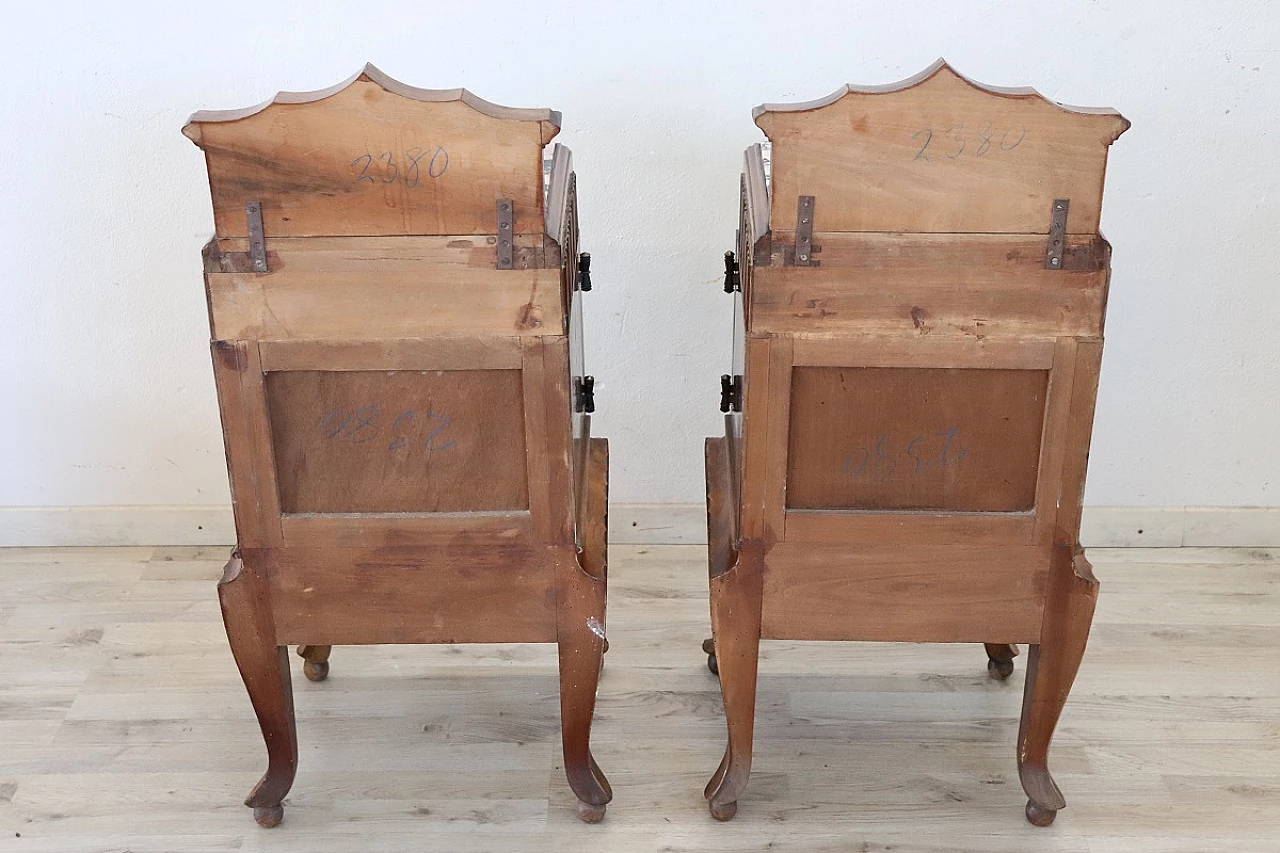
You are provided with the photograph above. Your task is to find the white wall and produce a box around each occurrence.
[1,0,1277,514]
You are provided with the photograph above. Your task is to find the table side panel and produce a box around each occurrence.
[250,545,556,646]
[760,543,1050,643]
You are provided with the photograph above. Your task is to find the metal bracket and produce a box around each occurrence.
[245,200,267,273]
[577,252,592,291]
[723,251,740,293]
[794,195,817,266]
[720,374,743,413]
[574,376,596,414]
[496,199,514,269]
[1045,198,1070,270]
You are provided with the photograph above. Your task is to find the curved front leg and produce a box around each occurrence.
[556,438,612,823]
[219,554,297,828]
[703,544,763,821]
[1018,545,1098,826]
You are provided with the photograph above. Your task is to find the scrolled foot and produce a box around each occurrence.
[988,658,1015,680]
[253,804,284,828]
[709,799,737,821]
[1025,799,1057,827]
[303,660,329,682]
[576,800,606,823]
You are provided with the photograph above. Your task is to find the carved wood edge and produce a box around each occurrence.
[1072,549,1097,586]
[705,437,741,580]
[183,63,562,147]
[573,437,608,584]
[751,58,1129,142]
[743,144,770,245]
[545,143,574,242]
[218,555,244,587]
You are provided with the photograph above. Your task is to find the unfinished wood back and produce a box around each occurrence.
[184,64,560,238]
[755,59,1128,234]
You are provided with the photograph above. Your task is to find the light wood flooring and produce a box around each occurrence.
[0,545,1277,852]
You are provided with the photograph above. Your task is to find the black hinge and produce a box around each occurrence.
[720,374,742,413]
[577,252,592,291]
[574,375,596,414]
[723,250,740,293]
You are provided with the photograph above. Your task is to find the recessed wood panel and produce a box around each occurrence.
[266,369,528,514]
[786,366,1048,511]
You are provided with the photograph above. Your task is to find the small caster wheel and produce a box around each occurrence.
[576,800,606,823]
[303,660,329,682]
[987,658,1014,680]
[709,799,737,821]
[702,638,719,676]
[254,804,284,828]
[1025,799,1057,827]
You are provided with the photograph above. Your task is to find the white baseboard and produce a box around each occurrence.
[1,504,1278,548]
[0,506,237,548]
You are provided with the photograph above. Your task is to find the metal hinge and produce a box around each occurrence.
[574,376,596,414]
[723,251,740,293]
[1045,198,1070,270]
[496,199,514,269]
[577,252,592,291]
[794,195,818,266]
[245,200,268,273]
[720,374,742,413]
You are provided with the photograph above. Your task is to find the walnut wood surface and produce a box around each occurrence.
[755,59,1128,234]
[185,66,558,238]
[191,72,606,823]
[217,556,297,824]
[707,62,1124,822]
[265,368,529,514]
[750,233,1109,337]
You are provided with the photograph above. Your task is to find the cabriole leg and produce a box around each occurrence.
[1018,545,1098,827]
[557,438,612,823]
[219,555,297,828]
[703,547,762,821]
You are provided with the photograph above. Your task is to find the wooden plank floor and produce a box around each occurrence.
[1,545,1278,852]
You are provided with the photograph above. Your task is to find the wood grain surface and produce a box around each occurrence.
[185,68,557,238]
[265,369,528,514]
[755,60,1128,234]
[785,366,1049,512]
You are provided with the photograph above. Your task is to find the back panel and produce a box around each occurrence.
[266,369,528,514]
[785,366,1048,512]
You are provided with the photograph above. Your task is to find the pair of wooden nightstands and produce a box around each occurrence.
[185,61,1126,827]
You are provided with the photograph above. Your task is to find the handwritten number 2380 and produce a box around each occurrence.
[911,124,1026,163]
[351,146,448,188]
